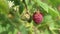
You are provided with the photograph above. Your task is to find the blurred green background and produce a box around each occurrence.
[0,0,60,34]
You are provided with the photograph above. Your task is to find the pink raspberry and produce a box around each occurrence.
[33,11,43,24]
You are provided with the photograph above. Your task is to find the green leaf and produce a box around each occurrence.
[6,24,10,30]
[44,15,53,23]
[39,2,48,13]
[25,0,29,5]
[0,25,3,33]
[8,31,12,34]
[13,28,18,34]
[44,29,51,34]
[48,7,59,18]
[12,0,20,5]
[19,3,24,14]
[36,0,48,13]
[53,30,60,34]
[0,0,9,14]
[49,22,55,30]
[19,24,28,34]
[0,31,8,34]
[49,0,60,7]
[36,0,59,18]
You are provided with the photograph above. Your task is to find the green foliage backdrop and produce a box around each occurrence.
[0,0,60,34]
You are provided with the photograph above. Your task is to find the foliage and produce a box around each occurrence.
[0,0,60,34]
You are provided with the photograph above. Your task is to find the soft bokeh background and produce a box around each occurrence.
[0,0,60,34]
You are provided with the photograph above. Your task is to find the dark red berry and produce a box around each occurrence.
[33,11,43,24]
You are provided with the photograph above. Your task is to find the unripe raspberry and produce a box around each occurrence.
[21,11,31,22]
[21,13,30,21]
[33,11,43,24]
[24,13,30,20]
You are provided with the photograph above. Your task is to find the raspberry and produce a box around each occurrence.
[21,13,30,21]
[33,11,43,24]
[21,11,31,22]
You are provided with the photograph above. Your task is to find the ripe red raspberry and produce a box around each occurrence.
[33,11,43,24]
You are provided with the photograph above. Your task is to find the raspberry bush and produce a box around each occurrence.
[0,0,60,34]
